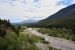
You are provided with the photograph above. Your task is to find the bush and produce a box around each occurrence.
[42,40,49,44]
[31,35,44,42]
[37,28,75,41]
[48,46,61,50]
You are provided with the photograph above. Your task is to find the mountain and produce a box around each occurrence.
[32,4,75,31]
[12,19,39,25]
[39,4,75,23]
[21,19,39,23]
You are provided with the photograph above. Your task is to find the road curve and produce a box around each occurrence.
[26,28,75,50]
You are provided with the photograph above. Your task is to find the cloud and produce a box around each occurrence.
[0,0,75,22]
[0,14,24,23]
[73,0,75,3]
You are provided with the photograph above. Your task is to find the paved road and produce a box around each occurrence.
[25,28,75,50]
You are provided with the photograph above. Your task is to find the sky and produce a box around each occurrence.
[0,0,75,23]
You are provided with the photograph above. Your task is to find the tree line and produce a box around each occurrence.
[0,19,21,38]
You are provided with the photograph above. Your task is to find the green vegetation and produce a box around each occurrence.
[31,35,49,44]
[31,35,44,42]
[27,12,75,41]
[20,26,28,31]
[1,4,75,50]
[0,31,60,50]
[26,4,75,42]
[0,19,11,37]
[0,19,21,37]
[0,19,61,50]
[19,33,41,50]
[48,45,61,50]
[0,32,40,50]
[0,19,40,50]
[37,28,75,41]
[0,32,19,50]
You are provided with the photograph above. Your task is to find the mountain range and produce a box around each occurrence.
[20,19,39,23]
[12,19,39,25]
[13,4,75,29]
[39,4,75,23]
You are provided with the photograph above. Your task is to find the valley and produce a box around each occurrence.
[25,28,75,50]
[0,3,75,50]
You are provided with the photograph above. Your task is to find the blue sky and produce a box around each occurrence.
[58,0,73,5]
[0,0,75,23]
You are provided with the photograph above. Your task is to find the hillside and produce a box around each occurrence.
[39,4,75,23]
[0,19,12,37]
[28,4,75,33]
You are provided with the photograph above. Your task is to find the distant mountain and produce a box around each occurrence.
[39,4,75,23]
[12,19,39,25]
[21,19,39,23]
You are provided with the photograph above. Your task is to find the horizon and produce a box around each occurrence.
[0,0,75,23]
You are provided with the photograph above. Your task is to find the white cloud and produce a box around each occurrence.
[73,0,75,4]
[0,0,75,22]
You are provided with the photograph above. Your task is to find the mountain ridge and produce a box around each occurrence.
[39,4,75,23]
